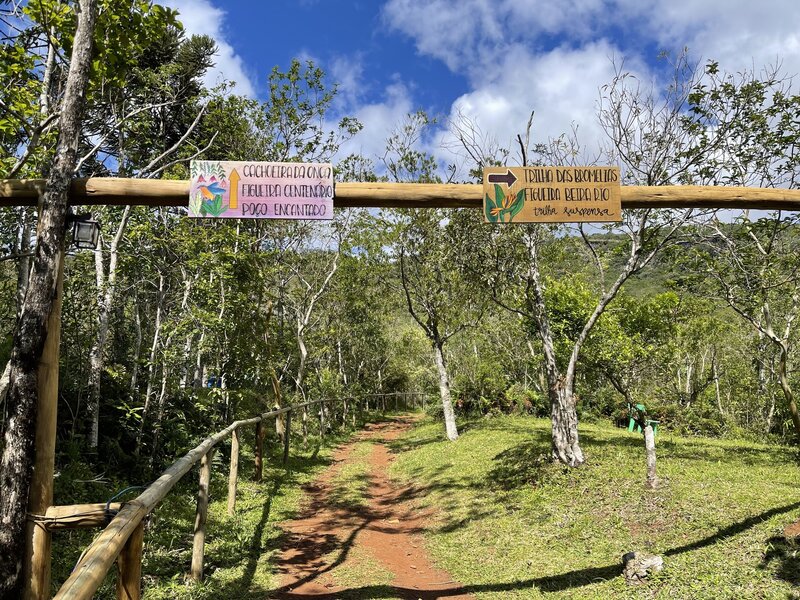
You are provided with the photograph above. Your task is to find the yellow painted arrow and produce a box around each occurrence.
[229,168,240,210]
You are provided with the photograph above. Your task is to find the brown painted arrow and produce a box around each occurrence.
[488,169,517,187]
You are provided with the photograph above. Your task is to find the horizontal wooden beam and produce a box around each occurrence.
[40,503,122,530]
[2,177,800,210]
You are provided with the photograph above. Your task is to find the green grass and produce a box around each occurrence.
[326,544,395,590]
[329,441,374,509]
[389,415,800,599]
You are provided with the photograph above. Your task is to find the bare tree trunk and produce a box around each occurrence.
[713,356,723,415]
[150,365,170,461]
[193,330,205,387]
[524,229,586,466]
[129,297,143,401]
[296,328,308,392]
[15,208,32,318]
[433,342,458,441]
[179,333,194,388]
[0,1,97,594]
[550,382,584,466]
[777,344,800,438]
[137,273,165,451]
[88,205,132,448]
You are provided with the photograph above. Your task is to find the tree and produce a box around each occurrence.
[679,62,800,439]
[694,215,800,438]
[450,55,720,465]
[380,111,482,440]
[396,209,484,440]
[82,24,217,448]
[0,0,97,594]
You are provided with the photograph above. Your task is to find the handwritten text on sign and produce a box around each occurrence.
[189,160,333,220]
[482,166,621,223]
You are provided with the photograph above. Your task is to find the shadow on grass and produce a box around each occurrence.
[580,430,798,467]
[664,501,800,557]
[229,479,281,592]
[486,439,562,490]
[269,561,623,598]
[761,536,800,586]
[267,500,800,598]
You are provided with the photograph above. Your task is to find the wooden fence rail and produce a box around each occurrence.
[49,397,366,600]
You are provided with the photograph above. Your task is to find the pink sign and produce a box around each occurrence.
[188,160,334,220]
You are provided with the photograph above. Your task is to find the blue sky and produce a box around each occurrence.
[163,0,800,178]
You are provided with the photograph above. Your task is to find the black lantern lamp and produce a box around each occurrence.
[68,213,101,250]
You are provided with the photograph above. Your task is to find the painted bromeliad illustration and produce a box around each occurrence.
[485,184,525,223]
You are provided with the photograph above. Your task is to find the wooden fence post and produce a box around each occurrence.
[282,410,291,466]
[301,405,308,447]
[23,249,64,600]
[116,520,144,600]
[190,448,214,581]
[254,420,264,482]
[226,427,240,516]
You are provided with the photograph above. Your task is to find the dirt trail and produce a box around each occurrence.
[271,416,474,600]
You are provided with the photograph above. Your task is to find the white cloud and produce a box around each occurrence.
[384,0,800,79]
[650,0,800,77]
[334,78,416,169]
[441,41,628,174]
[329,54,367,110]
[161,0,257,97]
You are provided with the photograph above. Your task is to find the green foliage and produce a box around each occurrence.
[382,110,441,183]
[196,59,361,165]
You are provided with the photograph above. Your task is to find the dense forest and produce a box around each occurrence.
[2,2,800,594]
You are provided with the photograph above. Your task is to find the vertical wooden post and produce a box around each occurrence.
[644,424,659,490]
[301,405,308,447]
[226,428,240,516]
[190,449,214,582]
[116,520,144,600]
[23,249,64,600]
[254,420,264,483]
[282,410,291,466]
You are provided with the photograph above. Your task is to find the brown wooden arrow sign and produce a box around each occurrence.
[482,166,622,223]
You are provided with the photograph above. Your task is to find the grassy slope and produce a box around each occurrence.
[389,416,800,599]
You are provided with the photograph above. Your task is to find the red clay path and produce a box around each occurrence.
[270,416,475,599]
